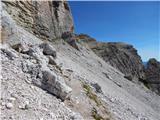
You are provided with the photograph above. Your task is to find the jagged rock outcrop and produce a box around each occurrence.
[77,34,145,81]
[144,58,160,94]
[62,32,80,50]
[2,1,74,41]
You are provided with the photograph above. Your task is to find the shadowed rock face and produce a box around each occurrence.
[93,43,146,81]
[77,34,145,81]
[2,1,74,41]
[145,58,160,94]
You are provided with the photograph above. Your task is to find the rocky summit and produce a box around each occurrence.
[1,1,160,120]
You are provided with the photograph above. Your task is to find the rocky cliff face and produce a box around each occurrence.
[1,1,160,120]
[144,58,160,94]
[77,35,160,95]
[77,34,146,81]
[2,1,74,41]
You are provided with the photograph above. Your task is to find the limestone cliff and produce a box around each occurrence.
[2,1,74,41]
[144,58,160,94]
[77,34,146,81]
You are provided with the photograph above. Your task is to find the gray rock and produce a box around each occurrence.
[42,70,72,101]
[48,56,57,65]
[91,83,102,93]
[124,74,133,81]
[2,0,160,120]
[11,42,30,53]
[2,1,74,41]
[8,97,16,102]
[26,46,49,68]
[144,58,160,95]
[6,103,13,109]
[1,47,18,60]
[18,100,30,110]
[62,32,79,50]
[21,60,40,80]
[70,112,83,120]
[83,37,145,81]
[39,43,56,58]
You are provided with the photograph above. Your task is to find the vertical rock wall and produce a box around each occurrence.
[2,1,74,41]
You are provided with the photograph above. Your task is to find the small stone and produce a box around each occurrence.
[25,79,32,84]
[11,93,18,99]
[18,100,29,110]
[1,102,5,106]
[18,104,27,110]
[30,85,35,89]
[48,56,57,65]
[6,103,13,109]
[30,59,37,64]
[8,97,16,102]
[124,74,132,81]
[18,105,24,109]
[9,116,14,119]
[91,83,102,93]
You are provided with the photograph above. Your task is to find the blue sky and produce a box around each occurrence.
[69,1,160,61]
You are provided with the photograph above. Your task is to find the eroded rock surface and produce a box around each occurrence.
[144,58,160,95]
[77,34,146,81]
[2,1,74,41]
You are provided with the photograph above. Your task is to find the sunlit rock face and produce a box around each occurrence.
[2,1,74,41]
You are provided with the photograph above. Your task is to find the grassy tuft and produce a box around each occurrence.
[83,83,102,106]
[91,107,104,120]
[143,82,150,89]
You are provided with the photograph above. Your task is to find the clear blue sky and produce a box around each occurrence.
[69,1,160,61]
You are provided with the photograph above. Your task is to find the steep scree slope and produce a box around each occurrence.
[1,1,160,120]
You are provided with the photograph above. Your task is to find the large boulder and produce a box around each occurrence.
[39,43,56,58]
[42,70,72,101]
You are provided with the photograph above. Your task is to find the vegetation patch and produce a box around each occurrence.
[143,82,150,89]
[82,82,113,120]
[91,107,104,120]
[83,83,102,106]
